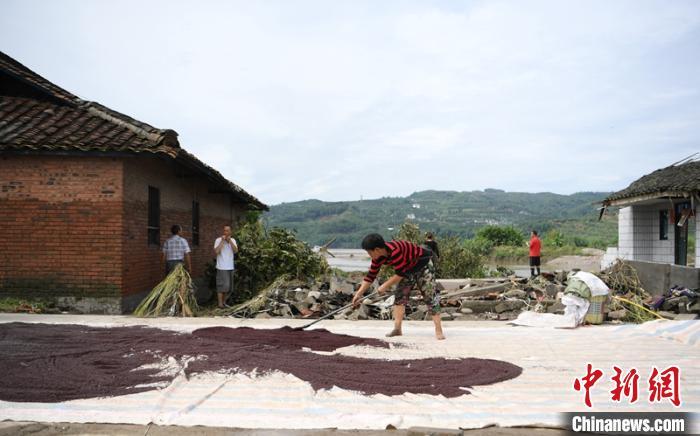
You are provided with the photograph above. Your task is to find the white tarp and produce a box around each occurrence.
[512,294,589,328]
[0,314,698,431]
[572,271,609,296]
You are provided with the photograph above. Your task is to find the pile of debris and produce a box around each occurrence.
[227,262,699,323]
[599,261,698,322]
[436,274,566,321]
[228,273,393,320]
[227,272,565,321]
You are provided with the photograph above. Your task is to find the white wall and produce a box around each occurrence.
[696,217,700,267]
[649,206,674,264]
[612,204,675,265]
[617,206,635,259]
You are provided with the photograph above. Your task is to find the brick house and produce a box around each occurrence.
[600,157,699,293]
[0,52,267,313]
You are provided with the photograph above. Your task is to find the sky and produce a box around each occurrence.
[2,0,699,205]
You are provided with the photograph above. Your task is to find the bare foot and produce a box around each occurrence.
[385,329,402,337]
[436,333,446,340]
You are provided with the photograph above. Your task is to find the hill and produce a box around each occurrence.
[264,190,618,248]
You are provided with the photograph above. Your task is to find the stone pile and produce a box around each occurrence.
[229,265,699,322]
[229,272,569,321]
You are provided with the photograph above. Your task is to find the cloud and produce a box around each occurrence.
[2,0,699,204]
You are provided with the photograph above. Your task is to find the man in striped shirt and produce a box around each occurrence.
[161,224,192,275]
[352,233,445,340]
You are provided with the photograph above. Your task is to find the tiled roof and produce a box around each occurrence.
[0,51,266,210]
[0,97,177,155]
[0,52,78,103]
[603,158,700,205]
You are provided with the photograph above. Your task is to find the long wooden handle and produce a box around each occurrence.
[299,291,379,330]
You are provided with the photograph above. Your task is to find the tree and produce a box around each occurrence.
[475,225,525,246]
[229,216,328,303]
[438,236,485,279]
[391,221,485,279]
[395,221,422,244]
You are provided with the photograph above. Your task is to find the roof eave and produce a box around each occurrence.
[602,190,696,207]
[174,152,268,211]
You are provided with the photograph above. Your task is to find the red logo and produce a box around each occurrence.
[574,365,681,408]
[610,366,639,404]
[648,366,681,407]
[573,364,604,408]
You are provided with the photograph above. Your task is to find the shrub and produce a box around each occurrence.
[377,221,485,279]
[464,236,493,257]
[394,221,422,244]
[437,236,485,279]
[475,225,525,247]
[232,217,328,303]
[544,229,565,247]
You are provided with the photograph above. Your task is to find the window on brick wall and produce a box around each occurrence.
[659,210,669,240]
[148,186,160,245]
[192,200,200,246]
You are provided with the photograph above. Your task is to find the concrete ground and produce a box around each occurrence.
[0,422,570,436]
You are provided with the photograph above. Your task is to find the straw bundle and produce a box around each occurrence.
[227,274,295,317]
[134,264,198,317]
[599,260,657,323]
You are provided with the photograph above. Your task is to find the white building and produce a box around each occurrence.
[601,157,699,269]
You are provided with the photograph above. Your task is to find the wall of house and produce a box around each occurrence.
[617,206,635,259]
[615,203,675,264]
[121,155,247,310]
[696,218,700,268]
[635,204,674,264]
[0,154,124,312]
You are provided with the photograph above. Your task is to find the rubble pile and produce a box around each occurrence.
[228,272,569,322]
[228,273,390,320]
[228,262,699,323]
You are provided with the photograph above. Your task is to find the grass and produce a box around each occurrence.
[0,297,52,313]
[489,245,584,262]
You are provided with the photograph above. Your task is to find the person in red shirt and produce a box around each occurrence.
[528,230,542,277]
[352,233,445,340]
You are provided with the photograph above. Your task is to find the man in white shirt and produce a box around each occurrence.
[214,225,238,308]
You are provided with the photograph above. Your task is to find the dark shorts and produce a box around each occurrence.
[216,269,234,294]
[529,256,541,267]
[392,257,440,315]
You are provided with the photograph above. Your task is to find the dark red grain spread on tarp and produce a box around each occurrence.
[0,323,522,403]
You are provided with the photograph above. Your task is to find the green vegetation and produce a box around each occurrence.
[437,235,486,278]
[0,297,54,313]
[380,222,486,279]
[229,212,329,303]
[265,190,617,249]
[490,245,583,261]
[476,225,525,246]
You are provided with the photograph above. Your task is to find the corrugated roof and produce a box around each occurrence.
[603,158,700,205]
[0,51,267,210]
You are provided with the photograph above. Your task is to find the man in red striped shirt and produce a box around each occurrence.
[352,233,445,340]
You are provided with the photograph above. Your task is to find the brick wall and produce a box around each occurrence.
[121,156,247,300]
[0,154,124,298]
